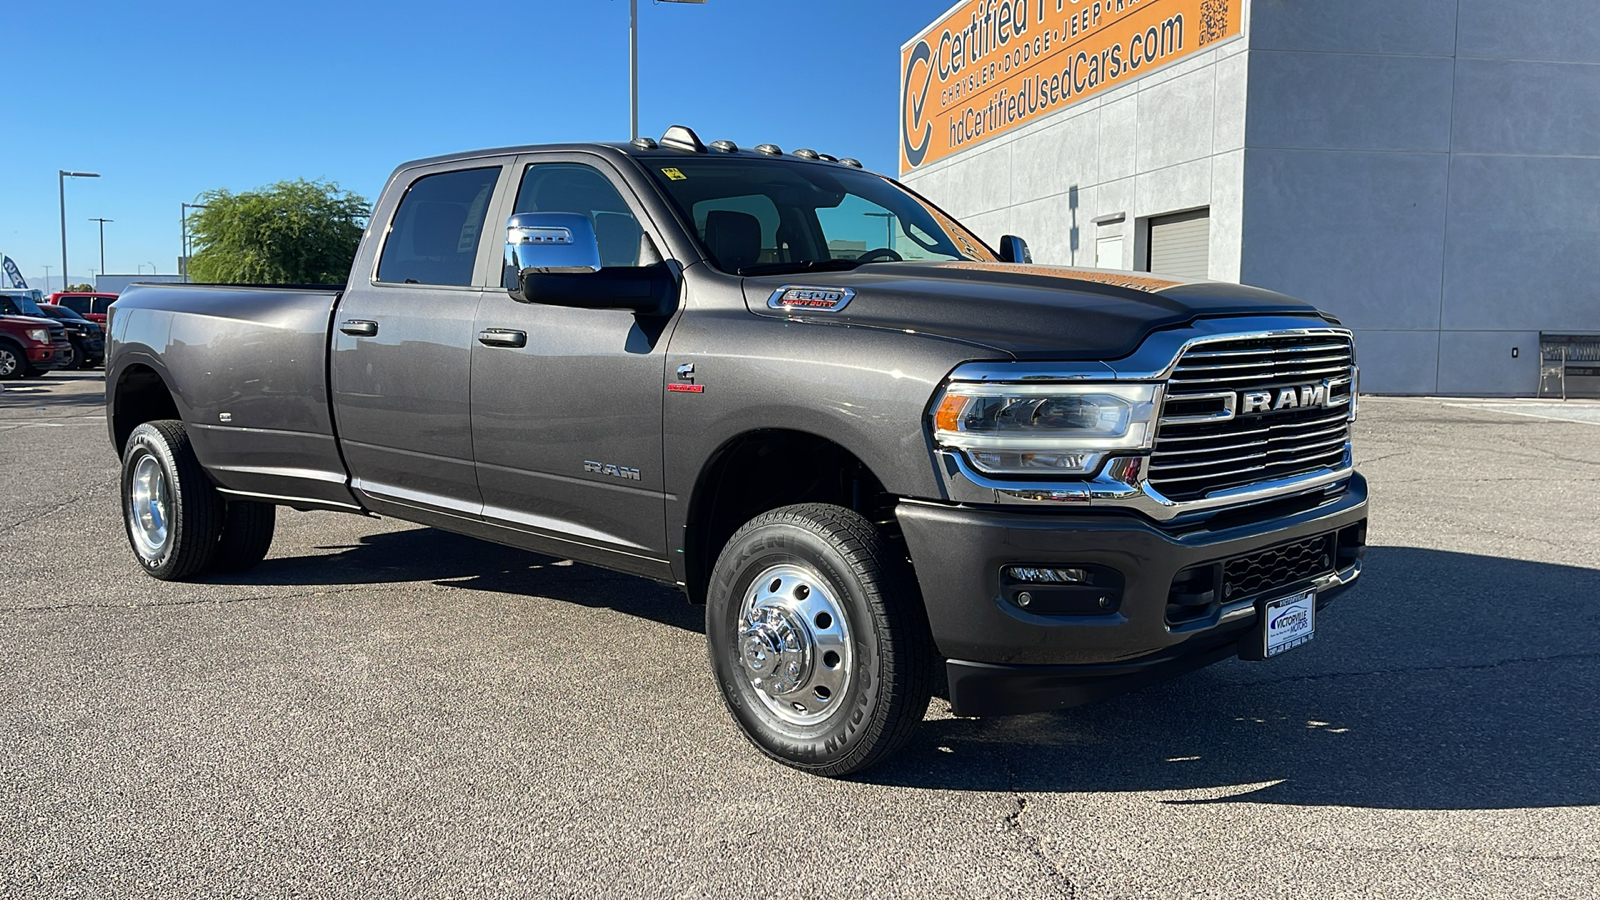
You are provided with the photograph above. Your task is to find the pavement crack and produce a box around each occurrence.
[0,586,367,613]
[997,725,1079,899]
[0,478,117,536]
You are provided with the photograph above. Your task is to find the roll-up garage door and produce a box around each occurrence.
[1146,208,1210,280]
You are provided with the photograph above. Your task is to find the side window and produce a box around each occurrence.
[61,297,89,315]
[514,164,642,269]
[376,167,499,286]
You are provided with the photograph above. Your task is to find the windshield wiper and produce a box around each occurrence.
[736,259,866,277]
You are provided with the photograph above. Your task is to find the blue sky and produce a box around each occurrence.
[4,0,948,290]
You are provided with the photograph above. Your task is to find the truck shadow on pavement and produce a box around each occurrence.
[204,525,704,633]
[212,533,1598,810]
[868,546,1600,811]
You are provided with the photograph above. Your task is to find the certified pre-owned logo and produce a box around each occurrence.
[768,286,855,313]
[1240,382,1334,415]
[902,40,933,169]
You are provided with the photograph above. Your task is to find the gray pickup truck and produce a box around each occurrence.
[107,126,1367,776]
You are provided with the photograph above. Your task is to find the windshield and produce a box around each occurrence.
[643,158,996,276]
[1,294,47,317]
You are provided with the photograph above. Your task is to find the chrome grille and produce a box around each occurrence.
[1150,334,1354,502]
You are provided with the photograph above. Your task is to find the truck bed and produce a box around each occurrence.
[109,282,356,510]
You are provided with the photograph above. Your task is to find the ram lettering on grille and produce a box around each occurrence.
[1150,335,1354,502]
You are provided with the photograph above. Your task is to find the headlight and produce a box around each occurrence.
[931,382,1160,475]
[25,328,50,343]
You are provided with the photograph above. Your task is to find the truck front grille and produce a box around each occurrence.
[1150,334,1354,502]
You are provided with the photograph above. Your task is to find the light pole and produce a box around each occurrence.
[59,170,100,292]
[630,0,706,140]
[89,217,113,277]
[181,202,208,282]
[42,264,51,290]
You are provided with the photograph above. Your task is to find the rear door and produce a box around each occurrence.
[468,154,677,573]
[331,159,509,519]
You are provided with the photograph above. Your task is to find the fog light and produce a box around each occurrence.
[1005,566,1089,585]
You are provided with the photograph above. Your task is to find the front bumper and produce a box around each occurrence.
[897,473,1368,716]
[27,343,70,370]
[72,335,105,364]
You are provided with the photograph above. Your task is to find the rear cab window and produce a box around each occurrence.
[376,167,500,286]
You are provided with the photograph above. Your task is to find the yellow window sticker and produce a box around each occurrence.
[661,167,687,181]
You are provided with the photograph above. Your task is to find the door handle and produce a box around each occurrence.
[339,319,378,337]
[478,329,528,348]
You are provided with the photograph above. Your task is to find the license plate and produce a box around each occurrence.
[1264,590,1316,658]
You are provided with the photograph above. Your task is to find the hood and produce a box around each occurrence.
[743,261,1327,360]
[0,314,61,330]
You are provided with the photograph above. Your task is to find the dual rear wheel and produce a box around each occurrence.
[121,420,276,580]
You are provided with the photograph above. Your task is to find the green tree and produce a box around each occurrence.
[188,179,369,284]
[66,283,95,292]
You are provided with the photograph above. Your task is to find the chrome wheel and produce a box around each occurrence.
[128,454,171,558]
[738,563,853,727]
[0,347,18,378]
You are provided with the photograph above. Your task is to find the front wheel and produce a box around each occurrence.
[121,420,224,580]
[0,343,23,380]
[706,503,934,777]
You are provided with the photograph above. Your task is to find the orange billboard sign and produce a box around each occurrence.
[900,0,1242,175]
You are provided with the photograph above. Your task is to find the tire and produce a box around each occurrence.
[212,501,277,573]
[0,342,22,380]
[64,341,84,370]
[121,420,224,580]
[706,503,934,777]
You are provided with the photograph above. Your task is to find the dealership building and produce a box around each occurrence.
[898,0,1600,396]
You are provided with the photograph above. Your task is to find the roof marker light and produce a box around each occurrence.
[838,158,863,168]
[710,139,738,153]
[793,148,821,160]
[755,144,782,155]
[631,136,658,150]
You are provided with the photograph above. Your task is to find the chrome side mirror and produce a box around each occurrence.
[504,212,602,281]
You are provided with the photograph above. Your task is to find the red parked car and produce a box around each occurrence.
[49,292,118,325]
[0,310,71,379]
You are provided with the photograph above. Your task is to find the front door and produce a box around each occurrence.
[470,156,676,573]
[331,162,506,518]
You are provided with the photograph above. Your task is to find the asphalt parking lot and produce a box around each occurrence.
[2,371,1597,898]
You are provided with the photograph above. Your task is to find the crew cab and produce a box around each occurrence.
[0,289,73,379]
[106,127,1368,776]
